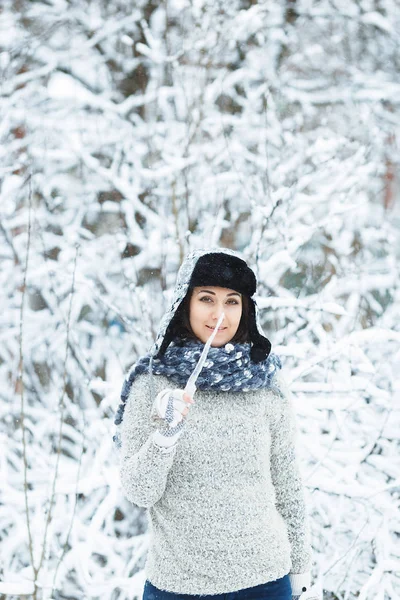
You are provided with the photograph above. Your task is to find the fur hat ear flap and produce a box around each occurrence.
[156,298,185,357]
[248,298,271,363]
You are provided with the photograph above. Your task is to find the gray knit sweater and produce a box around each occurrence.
[119,370,312,595]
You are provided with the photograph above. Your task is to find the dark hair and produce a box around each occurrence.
[168,289,250,345]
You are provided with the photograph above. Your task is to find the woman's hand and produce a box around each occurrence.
[153,388,194,426]
[151,388,194,451]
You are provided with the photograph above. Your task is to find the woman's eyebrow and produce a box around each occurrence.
[197,290,241,297]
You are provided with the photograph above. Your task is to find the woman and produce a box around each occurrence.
[113,248,317,600]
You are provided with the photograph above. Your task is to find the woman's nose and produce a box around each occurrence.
[211,304,224,319]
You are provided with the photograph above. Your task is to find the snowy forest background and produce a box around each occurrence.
[1,0,399,598]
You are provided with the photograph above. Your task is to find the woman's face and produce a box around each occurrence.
[189,286,243,346]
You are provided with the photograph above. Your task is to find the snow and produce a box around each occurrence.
[0,0,399,598]
[361,11,394,34]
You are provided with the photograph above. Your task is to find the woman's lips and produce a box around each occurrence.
[206,325,227,332]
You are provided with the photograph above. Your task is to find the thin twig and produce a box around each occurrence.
[18,174,37,597]
[51,387,86,597]
[36,244,80,578]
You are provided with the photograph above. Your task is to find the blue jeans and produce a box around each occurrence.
[142,574,292,600]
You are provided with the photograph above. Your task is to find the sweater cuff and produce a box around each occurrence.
[289,572,311,596]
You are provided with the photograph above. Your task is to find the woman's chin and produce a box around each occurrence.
[210,336,233,347]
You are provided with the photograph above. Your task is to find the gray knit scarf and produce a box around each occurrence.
[113,341,283,446]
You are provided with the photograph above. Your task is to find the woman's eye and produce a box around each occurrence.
[199,297,239,305]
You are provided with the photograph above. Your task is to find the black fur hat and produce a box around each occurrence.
[190,252,257,296]
[158,252,271,363]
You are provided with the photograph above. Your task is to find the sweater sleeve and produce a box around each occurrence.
[269,369,313,579]
[118,374,178,509]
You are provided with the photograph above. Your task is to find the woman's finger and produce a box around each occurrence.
[170,398,190,413]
